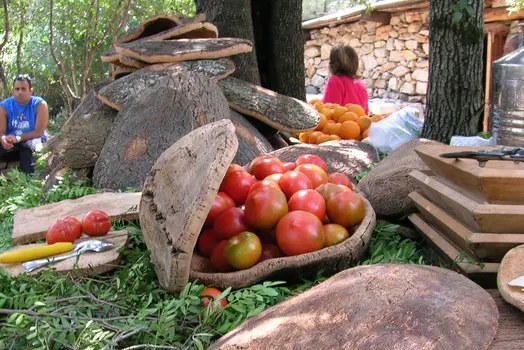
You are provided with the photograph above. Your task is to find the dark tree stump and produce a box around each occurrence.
[114,38,253,64]
[92,70,230,190]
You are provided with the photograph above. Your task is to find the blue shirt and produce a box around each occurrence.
[1,96,44,136]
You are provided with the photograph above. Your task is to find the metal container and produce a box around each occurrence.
[490,45,524,146]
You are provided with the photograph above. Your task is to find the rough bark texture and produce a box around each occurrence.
[46,83,118,169]
[209,265,499,350]
[190,197,375,290]
[115,38,253,64]
[218,76,320,132]
[111,66,137,80]
[139,120,238,292]
[357,138,443,218]
[131,22,218,43]
[422,0,485,143]
[93,71,230,190]
[268,140,379,182]
[97,60,236,111]
[100,47,119,63]
[196,0,261,85]
[497,245,524,312]
[117,14,184,44]
[489,290,524,349]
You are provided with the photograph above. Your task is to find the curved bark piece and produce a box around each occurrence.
[218,76,320,133]
[119,56,147,69]
[93,70,231,190]
[209,265,498,350]
[139,120,238,292]
[498,245,524,312]
[111,65,137,80]
[101,47,119,63]
[116,14,185,44]
[114,38,253,64]
[97,60,236,111]
[136,21,218,42]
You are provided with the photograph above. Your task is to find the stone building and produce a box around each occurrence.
[302,0,524,107]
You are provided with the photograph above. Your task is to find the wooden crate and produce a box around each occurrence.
[409,192,524,262]
[415,144,524,204]
[410,170,524,233]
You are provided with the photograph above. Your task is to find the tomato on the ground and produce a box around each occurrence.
[63,216,83,238]
[201,287,228,309]
[46,219,78,244]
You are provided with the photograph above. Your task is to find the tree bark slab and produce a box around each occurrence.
[218,76,320,133]
[209,265,499,350]
[12,192,140,244]
[114,38,253,64]
[497,244,524,312]
[116,14,187,44]
[132,21,218,43]
[93,69,231,190]
[139,120,238,292]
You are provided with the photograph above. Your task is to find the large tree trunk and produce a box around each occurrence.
[422,1,485,143]
[195,0,261,85]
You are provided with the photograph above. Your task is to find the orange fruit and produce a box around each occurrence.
[361,129,369,139]
[324,103,336,109]
[308,131,323,144]
[356,115,372,131]
[322,122,339,135]
[316,134,331,144]
[319,107,333,119]
[338,121,361,140]
[309,99,321,105]
[331,106,348,122]
[371,115,383,123]
[338,111,358,123]
[298,132,309,142]
[330,134,342,141]
[345,104,366,117]
[316,114,328,131]
[315,104,325,112]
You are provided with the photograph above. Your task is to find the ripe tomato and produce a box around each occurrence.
[63,216,82,238]
[276,211,325,256]
[327,172,351,188]
[257,243,284,263]
[248,155,277,174]
[323,223,350,247]
[278,170,313,199]
[226,163,246,175]
[46,219,78,244]
[218,191,235,208]
[220,171,256,205]
[326,191,366,228]
[295,154,327,172]
[265,173,283,183]
[213,207,250,240]
[295,164,328,189]
[82,210,111,236]
[244,187,288,230]
[251,157,285,180]
[248,179,280,194]
[288,189,326,220]
[201,287,228,309]
[223,231,262,269]
[198,228,219,258]
[204,193,235,228]
[283,162,296,171]
[210,240,233,272]
[316,183,352,203]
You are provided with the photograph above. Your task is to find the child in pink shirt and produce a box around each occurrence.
[322,45,369,115]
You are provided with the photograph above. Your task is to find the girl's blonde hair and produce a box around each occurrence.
[329,45,359,79]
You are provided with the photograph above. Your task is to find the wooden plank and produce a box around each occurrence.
[410,170,524,233]
[12,192,141,244]
[485,32,494,132]
[0,230,128,276]
[485,7,524,23]
[488,290,524,350]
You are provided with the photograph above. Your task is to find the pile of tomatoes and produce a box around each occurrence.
[46,210,112,244]
[198,154,366,272]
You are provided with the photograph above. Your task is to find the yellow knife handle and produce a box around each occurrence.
[0,242,74,264]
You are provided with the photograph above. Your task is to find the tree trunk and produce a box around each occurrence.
[0,62,8,99]
[195,0,261,85]
[422,1,485,143]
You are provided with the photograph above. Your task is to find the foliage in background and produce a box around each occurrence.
[506,0,524,13]
[302,0,379,20]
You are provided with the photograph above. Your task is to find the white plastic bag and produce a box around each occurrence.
[362,107,424,153]
[450,135,496,146]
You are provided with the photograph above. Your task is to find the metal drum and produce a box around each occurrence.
[490,46,524,147]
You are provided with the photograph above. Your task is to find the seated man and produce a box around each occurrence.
[0,74,49,174]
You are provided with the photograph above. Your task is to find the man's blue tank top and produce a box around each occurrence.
[1,96,43,135]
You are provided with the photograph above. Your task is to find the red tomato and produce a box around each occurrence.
[63,216,82,238]
[82,210,111,236]
[276,211,325,256]
[213,207,250,240]
[46,219,78,244]
[248,155,277,174]
[218,191,235,208]
[295,154,327,171]
[210,240,233,272]
[316,183,352,203]
[251,157,285,180]
[327,172,351,188]
[295,164,328,189]
[257,243,284,263]
[244,187,288,230]
[248,179,280,194]
[283,162,296,171]
[226,163,246,175]
[288,189,326,220]
[326,191,366,228]
[198,228,219,258]
[323,223,350,247]
[204,193,235,228]
[223,232,262,269]
[201,287,228,309]
[265,173,283,183]
[278,171,313,199]
[220,171,256,205]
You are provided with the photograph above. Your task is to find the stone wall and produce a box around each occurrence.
[304,10,430,104]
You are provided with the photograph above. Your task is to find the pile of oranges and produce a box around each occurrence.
[299,100,387,145]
